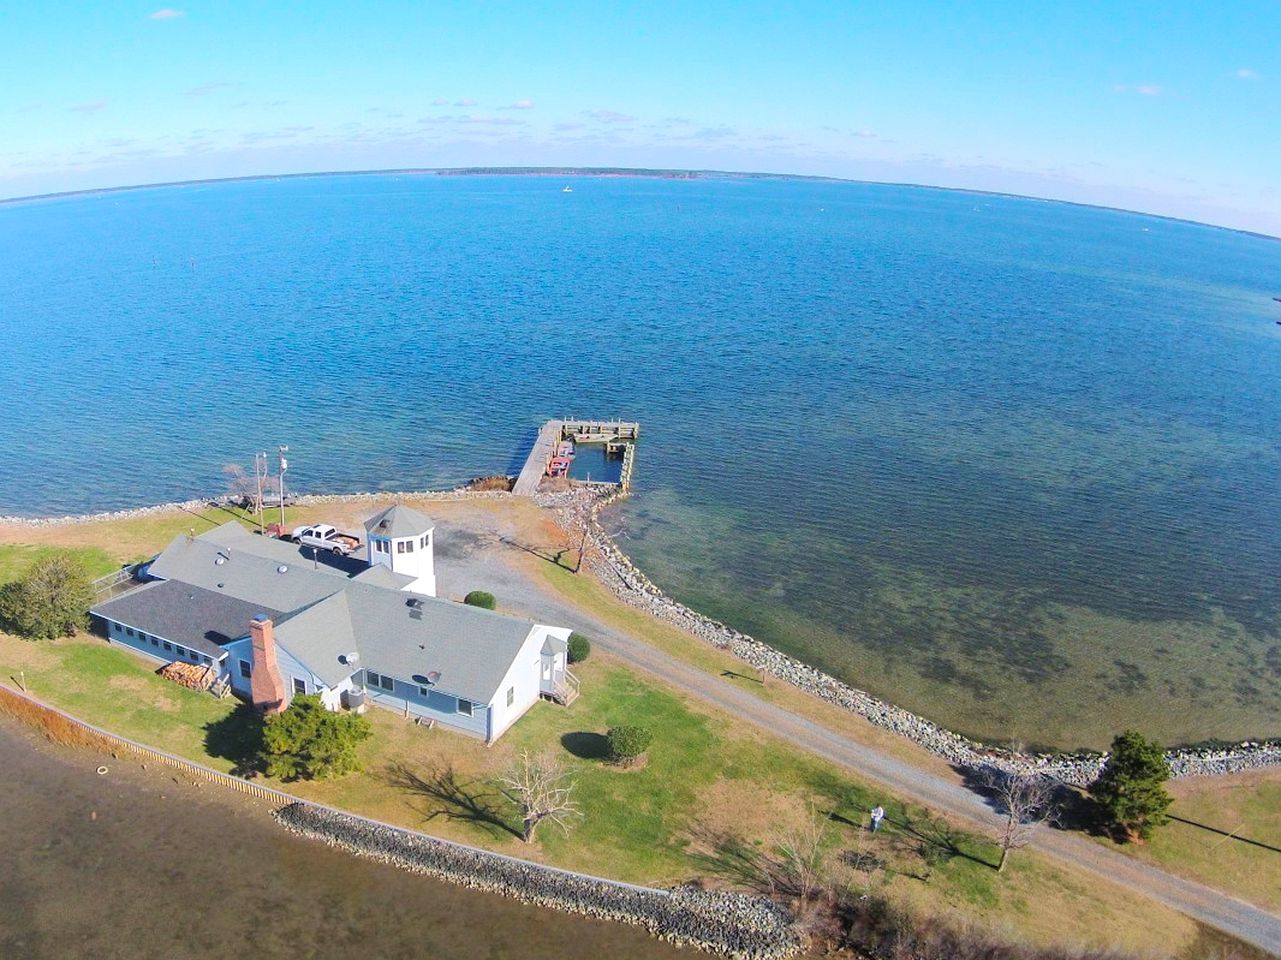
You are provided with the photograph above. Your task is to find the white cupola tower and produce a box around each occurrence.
[363,504,437,597]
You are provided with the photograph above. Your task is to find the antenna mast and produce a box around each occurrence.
[278,444,289,528]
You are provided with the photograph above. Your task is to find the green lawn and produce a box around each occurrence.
[0,543,120,582]
[1126,773,1281,913]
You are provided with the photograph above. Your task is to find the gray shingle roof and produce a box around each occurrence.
[147,524,350,612]
[92,579,280,658]
[364,504,435,539]
[352,564,415,589]
[274,591,359,687]
[343,584,535,704]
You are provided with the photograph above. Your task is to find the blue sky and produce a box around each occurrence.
[2,2,1277,234]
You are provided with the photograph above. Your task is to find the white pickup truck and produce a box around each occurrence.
[285,523,362,556]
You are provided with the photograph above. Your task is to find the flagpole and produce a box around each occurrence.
[278,444,289,529]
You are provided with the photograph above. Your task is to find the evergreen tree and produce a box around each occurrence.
[0,553,93,640]
[1089,730,1173,841]
[260,695,372,780]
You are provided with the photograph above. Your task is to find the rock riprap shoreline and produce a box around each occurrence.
[274,803,800,960]
[536,488,1281,787]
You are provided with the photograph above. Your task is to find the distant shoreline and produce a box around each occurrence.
[1,166,1276,244]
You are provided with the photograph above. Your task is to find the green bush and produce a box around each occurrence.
[0,553,93,640]
[606,725,653,765]
[463,590,496,610]
[260,694,372,781]
[567,632,592,663]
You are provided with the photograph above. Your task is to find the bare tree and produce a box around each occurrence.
[223,463,258,509]
[775,810,832,912]
[498,750,581,843]
[980,767,1059,872]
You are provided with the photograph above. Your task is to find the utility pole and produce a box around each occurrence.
[278,444,289,529]
[254,452,267,534]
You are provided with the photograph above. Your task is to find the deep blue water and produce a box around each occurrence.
[2,173,1278,747]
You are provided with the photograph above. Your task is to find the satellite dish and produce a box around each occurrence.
[412,672,440,686]
[339,652,360,666]
[277,564,289,574]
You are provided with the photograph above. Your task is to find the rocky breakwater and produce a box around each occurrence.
[0,487,512,528]
[274,803,800,960]
[536,488,1281,787]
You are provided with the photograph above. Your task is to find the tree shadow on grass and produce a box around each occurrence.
[384,761,522,841]
[560,731,610,760]
[885,811,997,877]
[684,822,785,896]
[203,704,264,777]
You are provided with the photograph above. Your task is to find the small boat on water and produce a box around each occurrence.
[562,185,573,193]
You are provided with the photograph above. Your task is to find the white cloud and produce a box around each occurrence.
[1113,83,1163,96]
[503,99,536,110]
[454,98,478,107]
[148,8,185,19]
[1237,68,1260,80]
[583,109,635,124]
[456,114,523,126]
[853,128,878,139]
[431,97,449,106]
[69,100,108,114]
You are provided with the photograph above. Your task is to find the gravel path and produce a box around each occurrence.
[434,516,1281,958]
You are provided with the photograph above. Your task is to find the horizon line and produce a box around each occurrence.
[1,165,1277,243]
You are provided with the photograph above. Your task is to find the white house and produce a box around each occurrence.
[91,504,576,742]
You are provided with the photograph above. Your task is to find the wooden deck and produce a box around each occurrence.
[513,419,640,496]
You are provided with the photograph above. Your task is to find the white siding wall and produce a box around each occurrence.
[487,625,569,742]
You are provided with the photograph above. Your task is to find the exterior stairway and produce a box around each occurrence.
[543,670,580,706]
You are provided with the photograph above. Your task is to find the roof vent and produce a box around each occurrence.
[339,651,360,666]
[277,564,288,574]
[214,557,226,566]
[406,597,423,608]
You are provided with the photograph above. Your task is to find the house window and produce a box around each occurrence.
[162,641,172,652]
[366,671,380,687]
[125,627,134,637]
[150,637,159,648]
[376,539,389,554]
[457,699,473,717]
[293,677,306,695]
[419,686,429,697]
[239,660,251,679]
[380,674,395,691]
[420,536,427,549]
[201,655,212,665]
[506,687,515,707]
[174,645,186,658]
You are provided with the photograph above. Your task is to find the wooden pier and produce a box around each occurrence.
[513,419,640,496]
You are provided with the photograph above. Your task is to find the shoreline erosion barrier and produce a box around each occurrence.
[0,684,799,960]
[2,484,1279,781]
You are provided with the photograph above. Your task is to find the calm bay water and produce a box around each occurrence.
[1,173,1278,748]
[0,720,680,959]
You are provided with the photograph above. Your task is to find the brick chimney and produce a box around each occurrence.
[249,615,287,715]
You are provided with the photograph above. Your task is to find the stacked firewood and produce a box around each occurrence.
[159,661,217,692]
